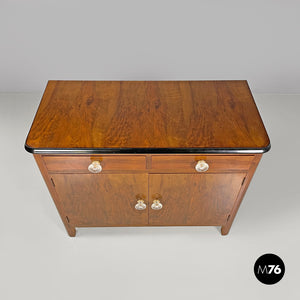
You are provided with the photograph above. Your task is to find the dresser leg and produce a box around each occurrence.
[66,226,76,237]
[221,225,230,235]
[221,154,262,235]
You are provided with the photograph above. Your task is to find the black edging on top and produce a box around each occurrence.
[24,143,271,155]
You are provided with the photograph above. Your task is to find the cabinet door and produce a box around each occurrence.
[52,174,148,226]
[149,173,245,226]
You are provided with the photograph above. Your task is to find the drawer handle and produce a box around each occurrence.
[151,199,163,210]
[88,161,102,173]
[135,199,147,210]
[195,160,209,172]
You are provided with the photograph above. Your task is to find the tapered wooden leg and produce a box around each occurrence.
[66,226,76,237]
[221,154,262,235]
[34,154,76,237]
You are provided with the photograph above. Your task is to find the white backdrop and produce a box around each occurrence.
[1,0,299,93]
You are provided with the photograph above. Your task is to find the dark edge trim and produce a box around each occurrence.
[25,143,271,155]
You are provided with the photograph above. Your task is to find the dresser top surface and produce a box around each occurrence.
[25,80,270,154]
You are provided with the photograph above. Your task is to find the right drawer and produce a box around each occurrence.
[150,155,254,173]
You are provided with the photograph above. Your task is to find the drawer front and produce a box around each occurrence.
[43,155,146,173]
[151,155,254,173]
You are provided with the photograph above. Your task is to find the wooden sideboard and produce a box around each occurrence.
[25,81,270,236]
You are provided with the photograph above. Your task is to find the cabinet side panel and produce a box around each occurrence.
[33,154,76,236]
[221,154,262,235]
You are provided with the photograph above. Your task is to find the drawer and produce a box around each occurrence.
[43,155,146,173]
[151,155,254,173]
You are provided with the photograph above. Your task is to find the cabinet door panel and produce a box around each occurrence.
[52,174,148,226]
[149,173,245,226]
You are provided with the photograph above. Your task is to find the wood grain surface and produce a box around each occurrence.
[43,155,146,173]
[151,155,254,173]
[34,154,76,236]
[52,173,148,227]
[26,81,269,236]
[221,154,262,235]
[25,80,270,152]
[149,173,246,226]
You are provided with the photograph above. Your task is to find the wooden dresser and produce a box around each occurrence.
[25,81,270,236]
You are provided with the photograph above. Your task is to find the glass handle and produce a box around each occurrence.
[195,160,209,172]
[135,199,147,210]
[88,161,102,173]
[151,199,163,210]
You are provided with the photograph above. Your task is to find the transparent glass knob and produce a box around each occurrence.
[195,160,209,172]
[88,161,102,173]
[135,199,147,210]
[151,199,163,210]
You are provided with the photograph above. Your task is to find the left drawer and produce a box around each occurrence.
[42,155,147,173]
